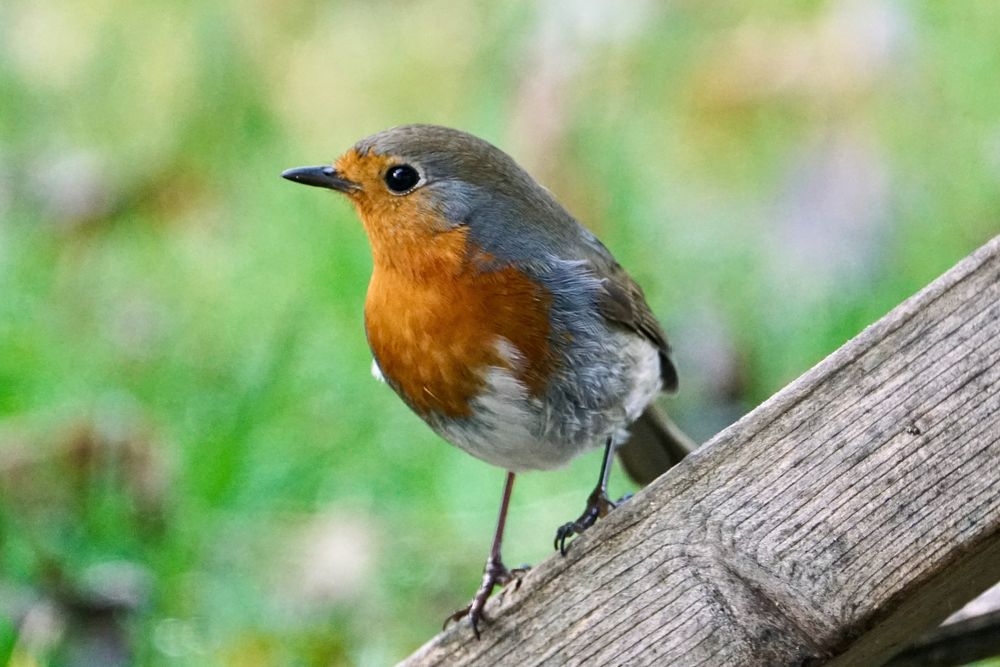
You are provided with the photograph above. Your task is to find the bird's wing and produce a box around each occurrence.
[596,260,679,393]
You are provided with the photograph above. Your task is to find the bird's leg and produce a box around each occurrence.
[555,437,619,555]
[445,471,524,638]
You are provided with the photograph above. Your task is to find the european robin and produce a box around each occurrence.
[282,125,694,636]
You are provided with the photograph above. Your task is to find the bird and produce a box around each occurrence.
[282,124,694,637]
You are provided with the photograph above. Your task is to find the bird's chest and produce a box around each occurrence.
[364,264,553,419]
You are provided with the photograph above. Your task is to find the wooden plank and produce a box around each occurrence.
[401,235,1000,667]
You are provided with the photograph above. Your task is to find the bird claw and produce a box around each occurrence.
[443,558,527,638]
[555,489,629,555]
[444,602,486,638]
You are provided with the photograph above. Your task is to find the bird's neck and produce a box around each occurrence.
[362,216,470,281]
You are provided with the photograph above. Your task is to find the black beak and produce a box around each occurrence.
[281,165,358,192]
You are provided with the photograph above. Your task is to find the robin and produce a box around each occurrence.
[282,125,694,636]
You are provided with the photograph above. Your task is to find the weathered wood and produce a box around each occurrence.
[402,235,1000,667]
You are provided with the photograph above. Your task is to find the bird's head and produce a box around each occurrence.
[282,125,566,273]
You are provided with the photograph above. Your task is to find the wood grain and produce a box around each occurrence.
[401,235,1000,667]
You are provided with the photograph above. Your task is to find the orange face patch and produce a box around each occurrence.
[333,149,446,274]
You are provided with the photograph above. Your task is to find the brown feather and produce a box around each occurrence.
[597,263,679,393]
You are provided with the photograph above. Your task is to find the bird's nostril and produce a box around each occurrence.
[322,166,335,176]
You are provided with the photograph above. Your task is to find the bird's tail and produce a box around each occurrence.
[617,405,698,486]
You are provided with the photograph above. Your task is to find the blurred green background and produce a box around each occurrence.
[1,1,998,665]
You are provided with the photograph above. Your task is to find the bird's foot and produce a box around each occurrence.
[555,488,628,555]
[444,557,528,638]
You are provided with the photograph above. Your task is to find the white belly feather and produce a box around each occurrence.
[429,334,662,471]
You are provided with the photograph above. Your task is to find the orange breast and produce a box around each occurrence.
[364,228,553,418]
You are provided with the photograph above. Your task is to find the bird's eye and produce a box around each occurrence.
[384,164,421,194]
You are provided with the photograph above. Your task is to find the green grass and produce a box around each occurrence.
[1,1,998,665]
